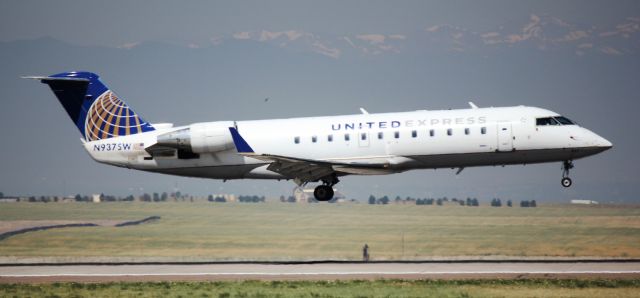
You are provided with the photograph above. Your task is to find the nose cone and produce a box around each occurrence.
[597,136,613,149]
[573,127,612,153]
[585,128,612,151]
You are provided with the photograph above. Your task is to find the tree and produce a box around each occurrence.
[531,200,537,207]
[472,198,479,206]
[207,194,214,202]
[436,198,443,206]
[160,192,168,201]
[507,200,512,207]
[153,192,160,202]
[0,192,3,198]
[379,196,389,205]
[74,194,82,202]
[141,193,151,202]
[368,195,376,205]
[280,195,286,202]
[287,196,296,203]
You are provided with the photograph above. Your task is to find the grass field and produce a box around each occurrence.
[0,202,639,261]
[1,279,640,297]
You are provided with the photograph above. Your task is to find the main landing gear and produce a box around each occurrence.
[561,160,574,188]
[313,174,339,201]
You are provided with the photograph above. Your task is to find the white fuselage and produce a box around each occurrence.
[83,106,612,182]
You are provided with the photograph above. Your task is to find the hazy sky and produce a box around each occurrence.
[1,1,639,202]
[1,1,638,46]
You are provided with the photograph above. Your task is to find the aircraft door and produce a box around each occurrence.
[497,123,513,152]
[358,132,370,147]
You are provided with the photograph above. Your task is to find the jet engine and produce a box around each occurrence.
[148,122,235,158]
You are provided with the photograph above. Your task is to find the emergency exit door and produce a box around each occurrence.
[497,123,513,152]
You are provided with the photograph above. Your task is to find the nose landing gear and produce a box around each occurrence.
[561,160,574,187]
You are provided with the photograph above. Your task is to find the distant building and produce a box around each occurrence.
[61,196,76,203]
[211,194,237,202]
[92,194,102,203]
[0,197,19,203]
[571,199,599,205]
[293,187,309,203]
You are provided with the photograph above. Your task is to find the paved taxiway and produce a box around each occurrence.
[1,262,639,282]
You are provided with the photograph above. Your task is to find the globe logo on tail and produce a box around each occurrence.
[84,91,149,141]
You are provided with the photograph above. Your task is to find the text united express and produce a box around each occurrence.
[331,116,487,131]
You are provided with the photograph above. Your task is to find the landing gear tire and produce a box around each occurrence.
[314,185,334,201]
[561,160,574,188]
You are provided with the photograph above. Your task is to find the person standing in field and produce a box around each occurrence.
[363,244,370,262]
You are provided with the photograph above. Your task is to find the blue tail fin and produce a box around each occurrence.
[34,71,155,141]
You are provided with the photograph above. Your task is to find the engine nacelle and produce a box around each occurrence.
[189,122,235,153]
[154,121,235,154]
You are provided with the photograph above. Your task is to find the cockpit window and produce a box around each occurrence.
[536,116,575,126]
[536,117,559,126]
[554,116,575,125]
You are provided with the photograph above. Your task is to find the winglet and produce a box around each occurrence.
[229,127,255,153]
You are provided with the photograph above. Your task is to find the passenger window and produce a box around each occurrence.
[464,128,470,135]
[361,133,367,140]
[447,128,452,136]
[294,136,300,144]
[481,127,486,134]
[429,129,435,137]
[344,133,350,141]
[312,136,317,143]
[378,132,383,139]
[328,135,333,142]
[412,130,417,138]
[394,131,400,139]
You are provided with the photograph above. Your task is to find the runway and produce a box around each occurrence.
[2,262,640,282]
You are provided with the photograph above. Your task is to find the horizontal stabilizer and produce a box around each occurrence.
[22,76,89,82]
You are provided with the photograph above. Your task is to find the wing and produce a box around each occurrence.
[228,127,391,184]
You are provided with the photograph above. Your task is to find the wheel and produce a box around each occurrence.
[561,177,572,188]
[313,185,334,201]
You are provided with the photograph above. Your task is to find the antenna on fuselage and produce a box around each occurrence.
[468,102,479,109]
[359,108,369,114]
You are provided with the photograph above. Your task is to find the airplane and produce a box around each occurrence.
[24,71,612,201]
